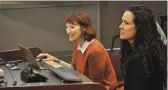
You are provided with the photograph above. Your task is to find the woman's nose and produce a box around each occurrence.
[119,23,123,30]
[66,29,71,34]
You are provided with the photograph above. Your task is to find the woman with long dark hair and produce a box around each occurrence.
[119,4,167,90]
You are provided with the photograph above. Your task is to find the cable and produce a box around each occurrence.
[0,58,17,86]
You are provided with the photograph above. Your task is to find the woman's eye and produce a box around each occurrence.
[124,21,129,25]
[70,26,74,28]
[126,22,129,25]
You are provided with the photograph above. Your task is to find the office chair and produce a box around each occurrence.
[108,35,124,90]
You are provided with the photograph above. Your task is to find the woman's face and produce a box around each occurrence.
[66,22,82,42]
[119,11,136,40]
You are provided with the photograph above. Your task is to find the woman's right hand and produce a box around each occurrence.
[37,53,60,63]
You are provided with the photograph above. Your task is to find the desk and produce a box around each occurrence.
[0,61,106,90]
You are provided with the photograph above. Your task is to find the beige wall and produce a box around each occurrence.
[0,1,98,52]
[0,1,167,53]
[100,1,167,49]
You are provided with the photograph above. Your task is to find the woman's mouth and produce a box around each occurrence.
[69,33,74,37]
[120,31,124,35]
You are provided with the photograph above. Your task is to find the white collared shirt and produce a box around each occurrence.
[77,39,94,54]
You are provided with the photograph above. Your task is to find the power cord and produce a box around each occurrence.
[0,58,17,86]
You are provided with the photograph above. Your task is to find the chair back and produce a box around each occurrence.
[109,48,121,81]
[109,35,121,81]
[109,35,124,90]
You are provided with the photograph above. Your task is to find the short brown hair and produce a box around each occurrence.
[64,12,96,41]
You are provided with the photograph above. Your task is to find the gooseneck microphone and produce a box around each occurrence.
[0,58,17,86]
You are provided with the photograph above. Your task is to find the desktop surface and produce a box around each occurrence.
[0,61,92,87]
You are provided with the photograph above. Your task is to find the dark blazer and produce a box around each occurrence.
[123,46,164,90]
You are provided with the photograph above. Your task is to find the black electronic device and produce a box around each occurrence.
[20,64,48,83]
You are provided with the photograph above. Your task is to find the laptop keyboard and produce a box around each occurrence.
[39,61,49,69]
[48,65,82,82]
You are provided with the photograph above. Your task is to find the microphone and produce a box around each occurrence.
[0,58,17,86]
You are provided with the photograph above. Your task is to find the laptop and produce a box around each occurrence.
[18,45,82,82]
[18,45,48,70]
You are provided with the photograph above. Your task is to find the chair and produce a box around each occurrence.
[0,47,42,62]
[108,35,124,90]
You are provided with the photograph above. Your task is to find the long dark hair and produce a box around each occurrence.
[120,4,167,87]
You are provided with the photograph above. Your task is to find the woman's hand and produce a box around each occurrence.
[37,53,60,63]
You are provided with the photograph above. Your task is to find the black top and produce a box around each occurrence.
[123,46,164,90]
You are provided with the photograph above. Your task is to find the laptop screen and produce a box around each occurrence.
[18,45,39,67]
